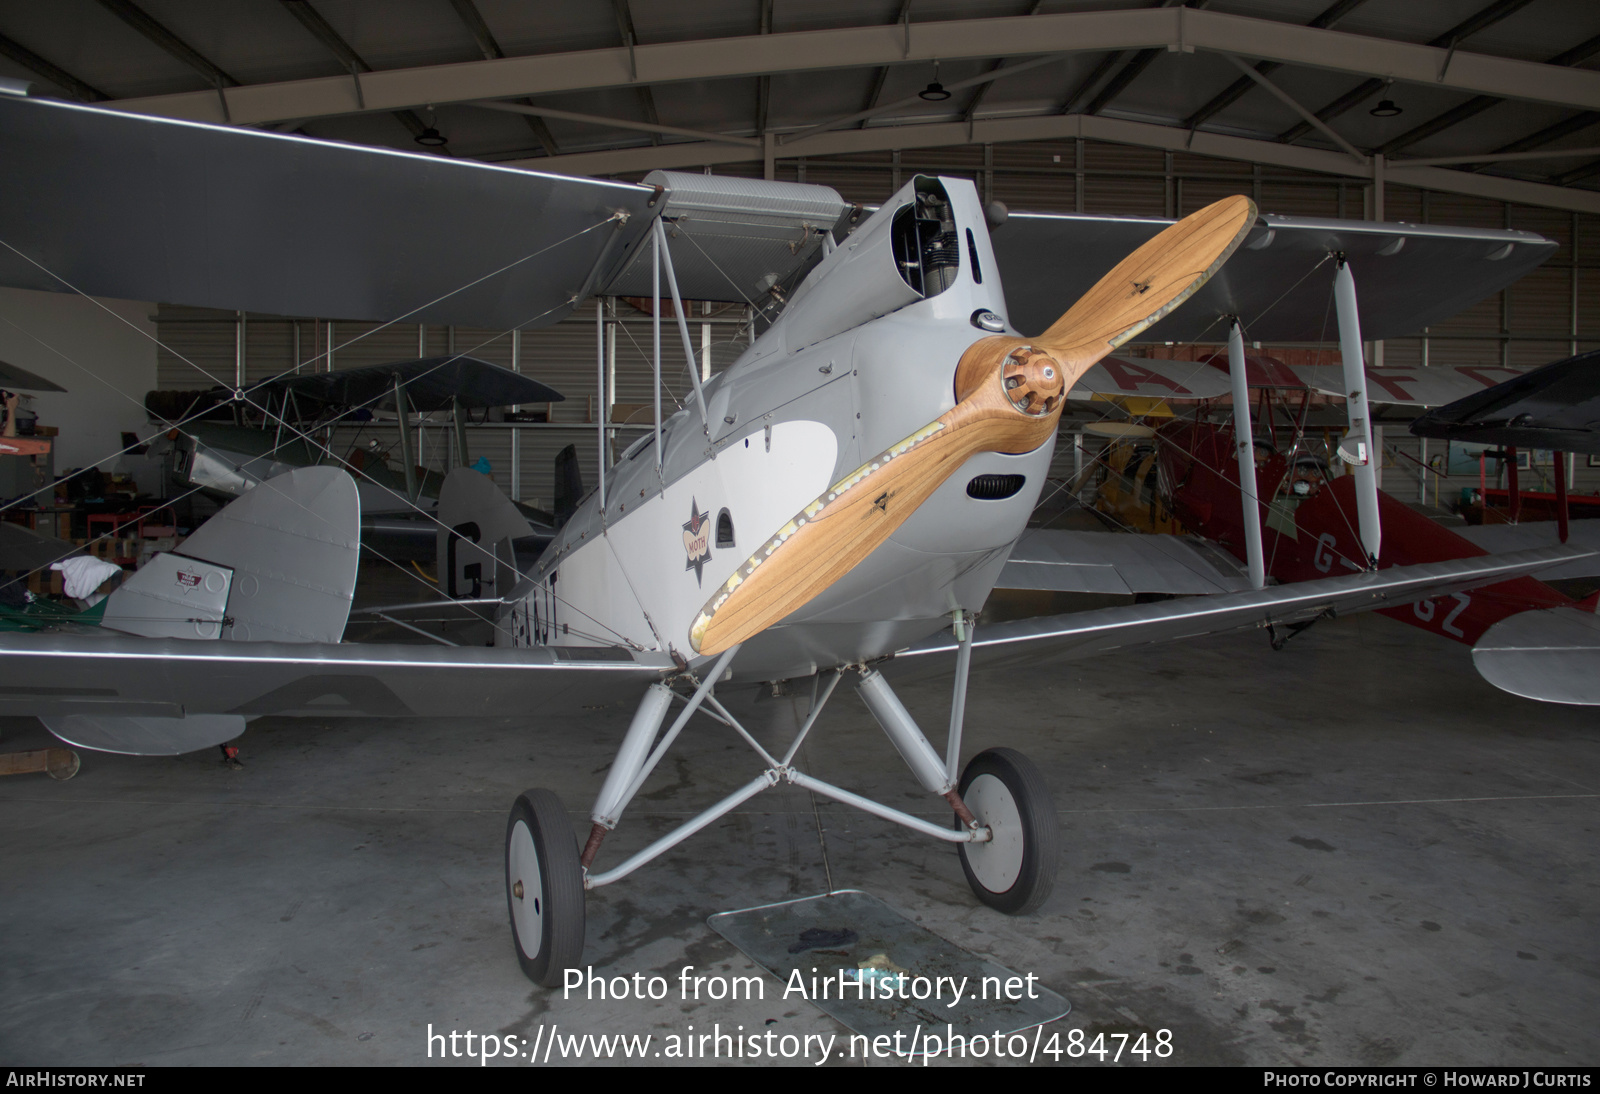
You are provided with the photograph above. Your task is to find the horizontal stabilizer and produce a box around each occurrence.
[42,713,245,756]
[1472,605,1600,706]
[904,545,1594,664]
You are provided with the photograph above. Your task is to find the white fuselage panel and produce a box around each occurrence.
[538,419,838,656]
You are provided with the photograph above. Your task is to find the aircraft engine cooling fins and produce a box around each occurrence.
[690,195,1258,656]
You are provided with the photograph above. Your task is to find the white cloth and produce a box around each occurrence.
[51,555,122,599]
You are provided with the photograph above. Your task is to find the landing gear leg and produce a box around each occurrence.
[505,789,585,987]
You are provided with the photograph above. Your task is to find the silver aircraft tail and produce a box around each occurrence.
[102,466,361,644]
[436,467,536,600]
[49,467,361,755]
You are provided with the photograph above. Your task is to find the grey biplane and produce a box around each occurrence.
[160,354,564,516]
[0,83,1586,986]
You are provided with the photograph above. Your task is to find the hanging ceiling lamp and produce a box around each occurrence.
[919,60,951,102]
[415,105,448,146]
[1369,81,1402,117]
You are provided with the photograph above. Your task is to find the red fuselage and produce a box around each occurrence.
[1159,421,1571,646]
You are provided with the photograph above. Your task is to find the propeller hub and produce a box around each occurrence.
[1002,346,1065,417]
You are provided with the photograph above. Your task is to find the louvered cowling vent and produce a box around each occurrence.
[966,474,1026,500]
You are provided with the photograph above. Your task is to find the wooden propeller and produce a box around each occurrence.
[690,195,1257,656]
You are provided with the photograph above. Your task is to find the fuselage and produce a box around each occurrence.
[508,176,1056,682]
[1160,420,1573,645]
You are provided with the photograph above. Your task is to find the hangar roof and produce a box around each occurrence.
[0,2,1596,210]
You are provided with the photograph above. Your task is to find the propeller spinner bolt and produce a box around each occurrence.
[1002,347,1065,416]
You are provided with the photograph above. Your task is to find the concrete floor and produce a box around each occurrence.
[1,609,1596,1067]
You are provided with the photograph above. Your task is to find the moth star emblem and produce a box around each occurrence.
[682,499,712,586]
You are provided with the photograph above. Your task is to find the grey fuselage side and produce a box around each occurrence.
[522,176,1056,683]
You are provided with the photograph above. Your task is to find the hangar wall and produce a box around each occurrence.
[0,286,157,474]
[151,138,1600,511]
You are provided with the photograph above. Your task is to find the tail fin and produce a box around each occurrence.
[553,443,583,526]
[436,467,535,599]
[102,467,360,643]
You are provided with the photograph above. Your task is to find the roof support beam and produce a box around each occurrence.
[512,112,1600,216]
[781,52,1068,145]
[1402,147,1600,168]
[1220,52,1364,163]
[0,33,109,102]
[445,0,558,155]
[756,0,773,138]
[1182,0,1371,130]
[277,1,430,140]
[1059,51,1125,115]
[1375,32,1600,157]
[96,0,239,88]
[1084,0,1199,117]
[611,0,660,145]
[1277,0,1535,144]
[109,8,1600,127]
[469,100,758,147]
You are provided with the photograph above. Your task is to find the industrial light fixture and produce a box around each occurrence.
[415,105,448,146]
[919,60,951,102]
[1369,81,1402,117]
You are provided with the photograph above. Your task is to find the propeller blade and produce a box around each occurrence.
[690,196,1257,656]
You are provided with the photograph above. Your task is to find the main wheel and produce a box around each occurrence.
[505,789,586,986]
[956,748,1060,915]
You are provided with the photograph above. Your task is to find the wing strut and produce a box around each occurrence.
[1227,318,1267,590]
[393,374,418,503]
[654,217,711,431]
[1334,258,1382,564]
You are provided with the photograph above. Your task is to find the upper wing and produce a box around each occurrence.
[257,356,563,413]
[1295,364,1530,408]
[992,212,1555,343]
[1067,356,1233,401]
[1410,349,1600,454]
[903,545,1592,664]
[0,90,655,329]
[0,94,850,326]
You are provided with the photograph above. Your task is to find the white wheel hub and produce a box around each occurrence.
[508,819,544,958]
[963,773,1025,892]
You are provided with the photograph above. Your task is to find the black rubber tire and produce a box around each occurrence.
[956,747,1060,915]
[505,789,586,987]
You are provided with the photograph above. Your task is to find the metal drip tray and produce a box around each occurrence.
[708,889,1069,1047]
